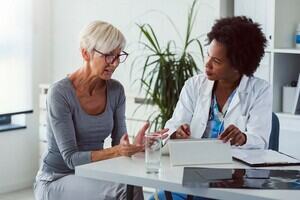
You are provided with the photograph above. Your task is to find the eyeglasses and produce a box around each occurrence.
[93,48,129,64]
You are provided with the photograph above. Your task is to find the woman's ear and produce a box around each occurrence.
[81,48,91,61]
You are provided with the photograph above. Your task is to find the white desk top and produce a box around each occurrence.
[75,153,300,200]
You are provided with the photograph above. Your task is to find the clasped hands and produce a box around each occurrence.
[117,122,169,157]
[171,124,247,146]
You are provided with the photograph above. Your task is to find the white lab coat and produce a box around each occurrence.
[165,73,272,149]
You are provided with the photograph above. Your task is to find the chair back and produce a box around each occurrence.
[269,112,280,151]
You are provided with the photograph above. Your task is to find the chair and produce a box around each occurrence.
[269,112,280,151]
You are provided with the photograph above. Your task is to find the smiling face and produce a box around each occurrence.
[205,39,240,81]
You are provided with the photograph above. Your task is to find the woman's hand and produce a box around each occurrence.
[134,122,169,146]
[114,122,170,157]
[171,124,191,139]
[117,134,144,157]
[134,122,150,146]
[219,124,247,146]
[91,134,143,161]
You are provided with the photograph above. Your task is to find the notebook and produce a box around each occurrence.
[231,149,300,167]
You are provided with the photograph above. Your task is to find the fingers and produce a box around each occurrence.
[177,129,189,139]
[120,133,129,145]
[161,133,169,140]
[219,125,235,140]
[133,122,150,146]
[223,129,240,143]
[152,128,169,139]
[119,144,144,157]
[158,128,169,134]
[139,122,150,134]
[176,124,190,139]
[235,133,247,146]
[173,124,191,139]
[181,124,191,136]
[219,125,246,146]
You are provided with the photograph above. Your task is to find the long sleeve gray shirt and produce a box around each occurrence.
[38,77,127,181]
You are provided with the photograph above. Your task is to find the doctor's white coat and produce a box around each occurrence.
[165,73,272,149]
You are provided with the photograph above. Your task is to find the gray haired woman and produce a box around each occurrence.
[33,20,158,200]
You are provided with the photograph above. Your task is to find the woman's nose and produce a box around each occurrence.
[205,57,212,69]
[110,60,119,68]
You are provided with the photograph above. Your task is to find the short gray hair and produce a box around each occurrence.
[79,20,126,54]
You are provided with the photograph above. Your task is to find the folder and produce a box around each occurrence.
[231,149,300,167]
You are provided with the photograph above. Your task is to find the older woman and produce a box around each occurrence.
[151,16,271,200]
[34,20,152,200]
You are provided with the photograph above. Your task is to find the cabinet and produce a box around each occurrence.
[235,0,300,159]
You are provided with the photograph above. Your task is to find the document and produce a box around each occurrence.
[231,149,300,167]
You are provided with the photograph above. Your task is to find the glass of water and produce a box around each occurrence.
[145,133,162,174]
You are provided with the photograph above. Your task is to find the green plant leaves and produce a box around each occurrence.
[132,0,204,130]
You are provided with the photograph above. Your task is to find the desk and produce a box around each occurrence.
[75,153,300,200]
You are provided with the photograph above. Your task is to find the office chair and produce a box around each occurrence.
[269,112,280,151]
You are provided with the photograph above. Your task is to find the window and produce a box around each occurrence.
[0,0,33,116]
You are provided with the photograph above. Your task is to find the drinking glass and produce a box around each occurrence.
[145,133,162,173]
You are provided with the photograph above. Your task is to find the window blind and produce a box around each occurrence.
[0,0,33,115]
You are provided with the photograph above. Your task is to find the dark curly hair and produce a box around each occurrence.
[207,16,267,76]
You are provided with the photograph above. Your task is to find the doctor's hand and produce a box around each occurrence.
[219,124,247,146]
[171,124,191,139]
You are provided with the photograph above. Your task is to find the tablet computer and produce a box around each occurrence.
[168,139,232,166]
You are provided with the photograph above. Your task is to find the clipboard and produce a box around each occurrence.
[231,149,300,167]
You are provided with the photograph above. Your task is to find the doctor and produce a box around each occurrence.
[150,15,272,200]
[165,16,272,149]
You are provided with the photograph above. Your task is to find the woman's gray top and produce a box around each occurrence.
[37,77,127,181]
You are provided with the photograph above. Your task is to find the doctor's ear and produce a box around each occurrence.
[232,68,240,75]
[81,48,91,61]
[232,68,239,73]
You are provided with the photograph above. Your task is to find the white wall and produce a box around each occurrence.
[50,0,233,97]
[0,115,37,193]
[49,0,232,134]
[0,0,52,193]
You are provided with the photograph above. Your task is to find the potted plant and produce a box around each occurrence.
[133,0,204,130]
